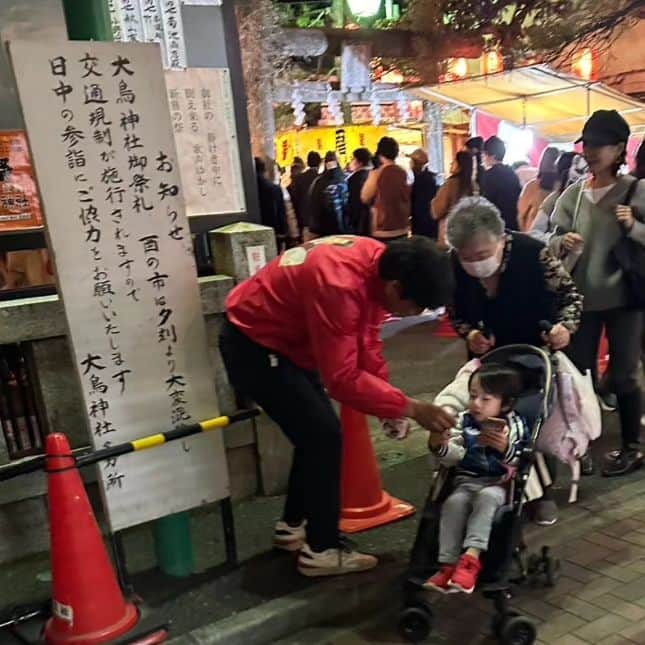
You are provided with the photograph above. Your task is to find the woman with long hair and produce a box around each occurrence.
[528,152,588,243]
[551,110,645,476]
[431,151,474,246]
[518,146,560,231]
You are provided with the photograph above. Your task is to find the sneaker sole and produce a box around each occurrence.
[602,459,643,478]
[422,581,459,594]
[534,518,558,527]
[297,561,378,577]
[448,582,475,594]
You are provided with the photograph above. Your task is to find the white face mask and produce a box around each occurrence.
[461,253,501,279]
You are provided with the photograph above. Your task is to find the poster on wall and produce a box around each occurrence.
[9,40,229,532]
[165,68,245,216]
[0,130,43,231]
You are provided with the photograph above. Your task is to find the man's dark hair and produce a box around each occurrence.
[465,136,484,153]
[254,156,266,175]
[376,136,399,161]
[307,151,322,168]
[469,363,524,409]
[484,136,506,162]
[378,236,454,309]
[353,147,372,167]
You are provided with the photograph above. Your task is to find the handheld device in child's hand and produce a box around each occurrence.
[481,417,509,436]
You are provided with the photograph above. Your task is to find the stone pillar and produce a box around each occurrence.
[210,222,278,282]
[209,222,291,495]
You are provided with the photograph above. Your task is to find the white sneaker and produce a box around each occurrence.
[273,520,306,552]
[297,543,378,577]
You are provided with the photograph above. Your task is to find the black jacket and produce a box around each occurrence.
[452,233,558,348]
[257,174,286,236]
[290,168,319,231]
[347,168,371,235]
[410,169,438,238]
[308,168,349,236]
[481,164,521,231]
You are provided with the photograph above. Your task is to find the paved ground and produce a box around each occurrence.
[1,321,644,644]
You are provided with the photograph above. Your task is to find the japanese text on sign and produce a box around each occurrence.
[10,40,229,532]
[165,68,245,217]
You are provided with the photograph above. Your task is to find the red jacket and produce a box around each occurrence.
[226,236,408,418]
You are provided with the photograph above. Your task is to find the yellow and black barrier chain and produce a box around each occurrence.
[0,409,259,482]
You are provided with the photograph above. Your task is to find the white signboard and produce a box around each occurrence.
[107,0,124,41]
[341,42,372,93]
[118,0,144,42]
[245,245,266,276]
[140,0,169,67]
[161,0,187,69]
[9,40,229,531]
[165,68,245,216]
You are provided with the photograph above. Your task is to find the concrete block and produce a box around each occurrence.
[227,445,258,501]
[209,222,277,283]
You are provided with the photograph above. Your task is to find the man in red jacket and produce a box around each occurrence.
[220,235,455,577]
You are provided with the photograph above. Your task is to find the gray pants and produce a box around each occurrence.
[439,478,506,564]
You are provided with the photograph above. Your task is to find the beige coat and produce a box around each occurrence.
[431,176,470,246]
[518,179,550,232]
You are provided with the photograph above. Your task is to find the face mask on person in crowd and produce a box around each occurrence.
[461,244,503,279]
[325,160,339,170]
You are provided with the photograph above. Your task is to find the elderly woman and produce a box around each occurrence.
[447,197,584,525]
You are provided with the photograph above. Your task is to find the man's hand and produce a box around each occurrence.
[563,232,584,252]
[467,330,495,356]
[478,427,509,453]
[543,323,571,351]
[616,205,636,231]
[407,400,455,434]
[380,417,412,441]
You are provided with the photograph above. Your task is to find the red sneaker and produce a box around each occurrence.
[423,565,457,593]
[449,554,482,593]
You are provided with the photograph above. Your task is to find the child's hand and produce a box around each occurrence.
[428,428,451,451]
[478,427,509,453]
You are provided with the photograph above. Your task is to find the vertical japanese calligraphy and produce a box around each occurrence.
[107,0,182,70]
[160,0,187,69]
[165,69,245,217]
[9,41,229,532]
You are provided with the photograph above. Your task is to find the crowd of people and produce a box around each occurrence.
[230,109,644,583]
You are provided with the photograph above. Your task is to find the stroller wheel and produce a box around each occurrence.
[499,615,537,645]
[491,611,518,638]
[398,603,434,643]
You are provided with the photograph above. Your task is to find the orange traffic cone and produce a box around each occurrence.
[433,314,458,339]
[339,406,415,533]
[44,433,139,644]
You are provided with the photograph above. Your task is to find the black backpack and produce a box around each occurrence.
[612,179,645,309]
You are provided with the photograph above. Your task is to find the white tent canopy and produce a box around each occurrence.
[412,65,645,142]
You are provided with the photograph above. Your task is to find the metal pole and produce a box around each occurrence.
[221,497,238,567]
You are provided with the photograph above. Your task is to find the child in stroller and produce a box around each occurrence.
[424,362,529,595]
[399,344,559,645]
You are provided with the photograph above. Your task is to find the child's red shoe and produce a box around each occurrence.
[449,554,482,594]
[422,565,456,593]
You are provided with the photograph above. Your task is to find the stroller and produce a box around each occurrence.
[398,344,560,645]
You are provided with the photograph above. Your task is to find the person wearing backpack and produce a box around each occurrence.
[308,151,350,238]
[550,110,645,477]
